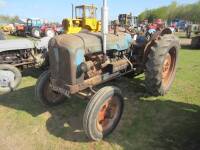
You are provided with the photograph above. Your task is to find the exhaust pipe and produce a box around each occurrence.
[101,0,108,55]
[72,4,74,19]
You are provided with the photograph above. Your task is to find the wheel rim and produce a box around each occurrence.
[162,48,176,89]
[0,70,15,88]
[96,96,121,133]
[34,30,40,37]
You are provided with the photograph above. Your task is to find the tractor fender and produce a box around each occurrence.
[143,28,173,63]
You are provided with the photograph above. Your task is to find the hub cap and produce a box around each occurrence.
[46,30,55,37]
[162,49,176,89]
[34,30,40,37]
[96,96,120,132]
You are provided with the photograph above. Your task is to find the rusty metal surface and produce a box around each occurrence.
[50,58,131,96]
[50,31,132,54]
[48,32,132,86]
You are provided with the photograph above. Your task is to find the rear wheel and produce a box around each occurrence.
[32,28,41,38]
[45,29,55,37]
[145,34,180,96]
[0,64,22,93]
[35,71,66,106]
[83,86,124,141]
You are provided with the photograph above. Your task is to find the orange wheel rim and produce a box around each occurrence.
[96,96,119,132]
[162,49,176,89]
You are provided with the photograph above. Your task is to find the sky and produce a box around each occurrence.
[0,0,198,22]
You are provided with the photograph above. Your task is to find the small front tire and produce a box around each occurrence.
[35,71,66,106]
[83,86,124,141]
[0,64,22,94]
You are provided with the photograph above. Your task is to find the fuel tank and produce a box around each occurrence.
[48,32,132,86]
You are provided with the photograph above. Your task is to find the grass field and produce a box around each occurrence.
[0,34,200,150]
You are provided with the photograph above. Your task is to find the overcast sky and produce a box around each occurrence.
[0,0,198,22]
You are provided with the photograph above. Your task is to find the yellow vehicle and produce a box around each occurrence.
[0,24,14,33]
[62,5,101,34]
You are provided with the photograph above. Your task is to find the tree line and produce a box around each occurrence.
[0,15,20,23]
[138,1,200,23]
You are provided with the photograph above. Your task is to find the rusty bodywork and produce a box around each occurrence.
[0,37,50,69]
[48,28,173,97]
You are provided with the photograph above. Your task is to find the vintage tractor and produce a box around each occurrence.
[62,5,101,34]
[118,13,138,28]
[15,18,55,38]
[36,1,180,141]
[0,37,50,93]
[186,24,200,38]
[186,24,200,48]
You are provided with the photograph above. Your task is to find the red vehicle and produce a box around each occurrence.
[14,19,56,38]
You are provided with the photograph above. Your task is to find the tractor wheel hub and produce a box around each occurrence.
[0,70,15,87]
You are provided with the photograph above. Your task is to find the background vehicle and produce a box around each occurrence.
[15,18,56,38]
[191,35,200,49]
[62,5,101,34]
[186,24,200,38]
[118,13,138,28]
[0,24,15,33]
[0,37,50,93]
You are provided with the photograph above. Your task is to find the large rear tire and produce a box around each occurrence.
[35,71,66,106]
[145,34,180,96]
[83,86,124,141]
[0,64,22,94]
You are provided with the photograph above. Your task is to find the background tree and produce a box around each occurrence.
[138,0,200,23]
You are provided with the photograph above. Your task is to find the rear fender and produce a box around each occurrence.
[143,28,172,63]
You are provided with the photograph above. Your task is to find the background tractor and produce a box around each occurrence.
[118,13,138,28]
[186,24,200,38]
[0,36,51,94]
[62,5,101,34]
[15,18,56,38]
[186,24,200,48]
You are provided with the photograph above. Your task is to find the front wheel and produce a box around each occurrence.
[0,64,22,94]
[35,71,66,106]
[45,29,55,38]
[32,28,41,38]
[83,86,124,141]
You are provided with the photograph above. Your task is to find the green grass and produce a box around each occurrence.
[0,36,200,150]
